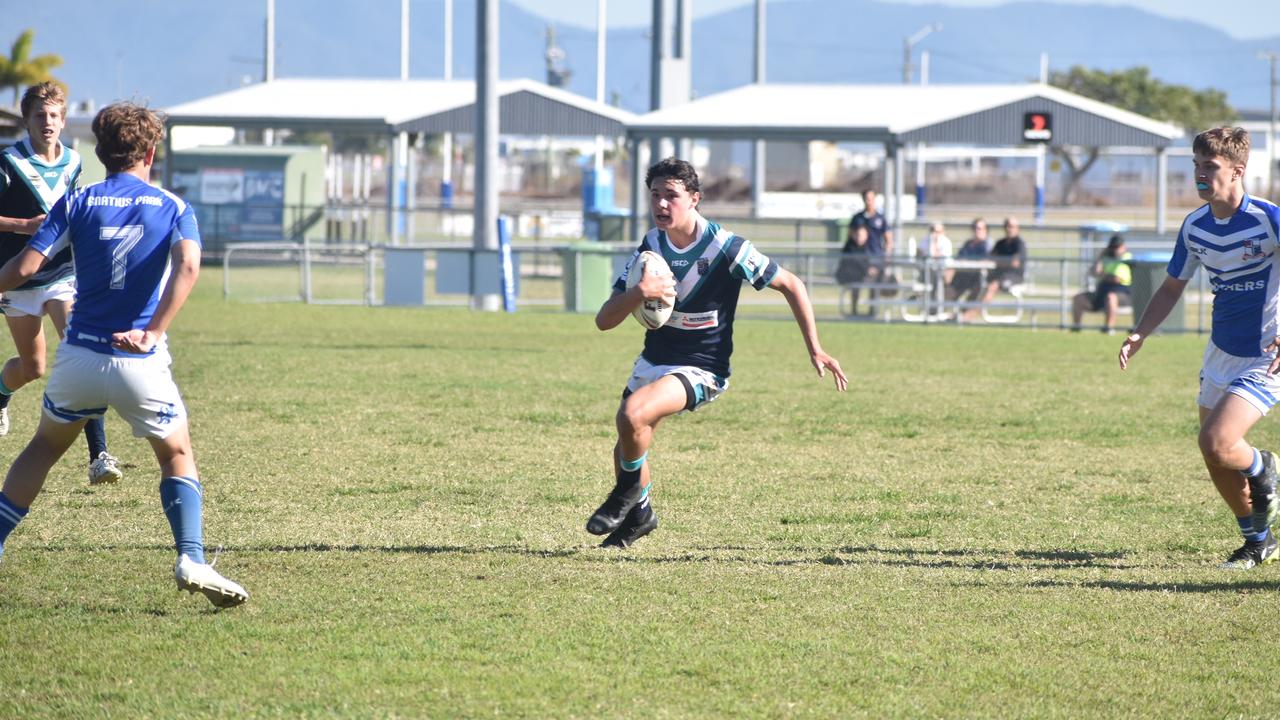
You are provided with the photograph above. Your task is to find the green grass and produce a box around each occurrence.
[0,270,1274,718]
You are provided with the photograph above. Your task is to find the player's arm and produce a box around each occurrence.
[112,239,201,354]
[595,269,673,331]
[0,215,45,235]
[0,247,49,292]
[1118,274,1188,370]
[768,267,848,391]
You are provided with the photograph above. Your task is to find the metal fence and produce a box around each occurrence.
[220,237,1210,334]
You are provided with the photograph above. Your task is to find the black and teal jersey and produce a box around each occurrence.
[612,215,779,377]
[0,139,80,289]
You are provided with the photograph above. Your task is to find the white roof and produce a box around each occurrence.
[165,77,634,134]
[629,83,1183,146]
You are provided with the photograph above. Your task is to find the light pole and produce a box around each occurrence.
[902,23,941,85]
[1261,51,1278,200]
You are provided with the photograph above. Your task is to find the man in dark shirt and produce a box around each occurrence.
[843,189,894,316]
[981,216,1027,305]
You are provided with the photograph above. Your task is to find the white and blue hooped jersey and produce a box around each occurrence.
[0,139,81,289]
[613,214,779,377]
[27,173,201,357]
[1168,193,1280,357]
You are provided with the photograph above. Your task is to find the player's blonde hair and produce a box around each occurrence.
[1193,127,1250,167]
[20,81,67,119]
[92,103,166,173]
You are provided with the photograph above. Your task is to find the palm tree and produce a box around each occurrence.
[0,29,63,108]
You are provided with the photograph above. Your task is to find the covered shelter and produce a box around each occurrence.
[625,83,1184,240]
[163,77,636,241]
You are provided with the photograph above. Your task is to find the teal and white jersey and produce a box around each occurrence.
[613,213,779,377]
[0,139,81,289]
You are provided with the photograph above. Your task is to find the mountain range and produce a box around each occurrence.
[7,0,1279,115]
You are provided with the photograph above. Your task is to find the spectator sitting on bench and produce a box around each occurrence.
[917,222,953,312]
[950,218,990,318]
[977,216,1028,314]
[1071,234,1132,334]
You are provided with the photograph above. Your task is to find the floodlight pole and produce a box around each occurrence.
[474,0,500,311]
[902,23,940,84]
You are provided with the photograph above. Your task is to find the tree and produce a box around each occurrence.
[0,29,63,108]
[1047,65,1235,204]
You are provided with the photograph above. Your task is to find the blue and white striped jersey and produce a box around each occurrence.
[613,214,779,377]
[1168,193,1280,357]
[27,173,201,357]
[0,139,81,289]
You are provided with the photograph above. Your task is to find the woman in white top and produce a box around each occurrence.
[918,222,954,287]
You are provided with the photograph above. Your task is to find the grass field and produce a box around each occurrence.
[0,270,1276,718]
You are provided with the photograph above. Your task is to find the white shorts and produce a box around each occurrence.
[1199,341,1280,415]
[625,355,729,412]
[43,343,188,439]
[1,279,75,318]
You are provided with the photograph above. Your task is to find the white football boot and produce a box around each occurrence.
[175,554,249,608]
[88,452,123,485]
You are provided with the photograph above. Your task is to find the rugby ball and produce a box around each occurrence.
[626,250,675,330]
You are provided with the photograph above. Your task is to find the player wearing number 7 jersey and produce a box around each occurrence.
[0,103,247,607]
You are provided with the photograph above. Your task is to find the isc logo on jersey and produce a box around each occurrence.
[742,248,764,274]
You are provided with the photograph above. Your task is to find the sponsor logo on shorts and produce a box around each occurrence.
[157,403,177,425]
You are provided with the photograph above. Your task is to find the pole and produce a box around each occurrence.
[263,0,275,146]
[594,0,606,173]
[649,0,665,163]
[474,0,500,310]
[400,0,410,80]
[752,0,766,218]
[441,0,455,207]
[902,23,941,85]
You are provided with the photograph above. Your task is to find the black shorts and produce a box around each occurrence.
[1091,282,1130,311]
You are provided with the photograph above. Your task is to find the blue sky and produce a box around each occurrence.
[508,0,1280,40]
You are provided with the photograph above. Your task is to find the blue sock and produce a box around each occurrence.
[0,491,30,556]
[0,377,13,410]
[1245,448,1265,478]
[84,419,107,461]
[1238,516,1268,544]
[159,476,205,564]
[619,452,647,488]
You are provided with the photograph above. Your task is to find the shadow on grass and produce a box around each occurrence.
[1028,578,1279,593]
[17,542,1130,569]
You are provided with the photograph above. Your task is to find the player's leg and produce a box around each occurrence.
[111,352,247,607]
[144,423,246,608]
[587,375,687,537]
[0,414,85,563]
[44,297,120,485]
[1199,397,1280,569]
[0,312,48,437]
